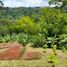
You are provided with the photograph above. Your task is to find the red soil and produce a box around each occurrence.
[0,42,42,60]
[0,42,22,60]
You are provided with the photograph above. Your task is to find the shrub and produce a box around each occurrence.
[0,33,29,45]
[16,33,29,46]
[16,16,41,34]
[1,34,11,42]
[42,44,48,49]
[59,34,67,49]
[40,8,64,36]
[62,46,66,53]
[28,35,45,47]
[63,25,67,34]
[51,45,57,55]
[48,53,59,67]
[0,19,15,35]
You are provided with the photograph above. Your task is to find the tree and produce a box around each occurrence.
[61,0,67,8]
[0,0,4,7]
[48,0,67,7]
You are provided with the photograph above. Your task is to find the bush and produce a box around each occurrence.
[0,19,16,35]
[16,16,41,34]
[0,33,29,46]
[51,45,57,55]
[40,8,65,36]
[62,46,66,53]
[0,33,46,47]
[58,34,67,49]
[48,53,59,67]
[16,33,29,46]
[42,44,48,49]
[28,34,45,47]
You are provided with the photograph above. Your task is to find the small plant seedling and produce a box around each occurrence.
[51,45,57,55]
[43,44,48,49]
[48,53,59,67]
[43,44,48,53]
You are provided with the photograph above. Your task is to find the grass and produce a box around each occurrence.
[0,44,67,67]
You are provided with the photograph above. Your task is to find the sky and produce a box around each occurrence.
[2,0,49,7]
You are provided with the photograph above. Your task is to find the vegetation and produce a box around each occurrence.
[0,7,67,49]
[0,0,67,66]
[48,53,59,67]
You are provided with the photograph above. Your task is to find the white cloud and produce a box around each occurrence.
[3,0,48,7]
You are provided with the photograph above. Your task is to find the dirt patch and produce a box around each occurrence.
[0,42,22,49]
[0,42,23,60]
[22,52,42,60]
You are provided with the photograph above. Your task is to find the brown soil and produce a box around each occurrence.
[0,42,23,60]
[22,52,41,60]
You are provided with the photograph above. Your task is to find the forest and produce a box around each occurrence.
[0,6,67,49]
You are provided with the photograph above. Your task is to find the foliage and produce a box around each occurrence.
[0,19,16,35]
[0,33,28,46]
[0,0,4,7]
[48,53,59,67]
[59,34,67,49]
[16,16,40,34]
[0,7,41,19]
[62,46,66,53]
[0,7,67,49]
[51,45,57,55]
[48,0,67,7]
[42,44,48,49]
[41,8,65,36]
[28,34,45,47]
[16,33,29,46]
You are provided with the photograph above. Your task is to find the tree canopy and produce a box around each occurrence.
[0,0,4,7]
[48,0,67,7]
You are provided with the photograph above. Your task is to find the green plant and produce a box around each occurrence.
[51,45,57,55]
[16,16,40,34]
[42,44,48,49]
[62,46,66,53]
[2,34,11,42]
[59,34,67,49]
[17,33,29,46]
[29,35,45,47]
[0,19,15,35]
[48,53,59,67]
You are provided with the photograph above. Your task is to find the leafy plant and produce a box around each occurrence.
[16,16,40,34]
[62,46,66,53]
[48,53,59,67]
[17,33,29,46]
[42,44,48,49]
[51,45,57,55]
[29,35,45,47]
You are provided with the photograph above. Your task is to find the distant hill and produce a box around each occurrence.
[0,7,42,19]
